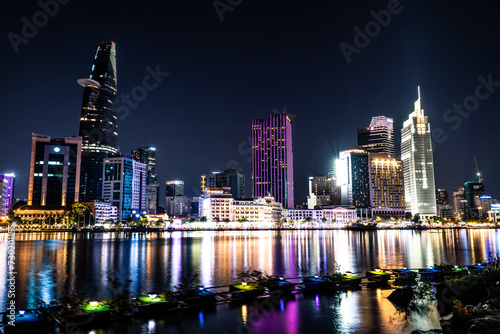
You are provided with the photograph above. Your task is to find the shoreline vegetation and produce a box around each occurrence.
[3,258,500,334]
[388,254,500,334]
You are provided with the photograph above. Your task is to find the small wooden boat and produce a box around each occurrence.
[3,310,49,334]
[265,277,295,296]
[303,276,335,291]
[229,283,264,300]
[365,269,391,282]
[418,268,443,281]
[183,288,217,306]
[339,273,362,289]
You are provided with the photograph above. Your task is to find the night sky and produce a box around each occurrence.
[1,0,500,204]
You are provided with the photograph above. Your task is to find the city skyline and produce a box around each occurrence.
[2,1,500,204]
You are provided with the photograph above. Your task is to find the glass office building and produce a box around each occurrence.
[252,113,294,208]
[401,87,437,217]
[78,41,118,202]
[28,134,82,207]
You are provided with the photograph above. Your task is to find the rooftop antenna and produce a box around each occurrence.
[474,157,483,182]
[414,86,422,113]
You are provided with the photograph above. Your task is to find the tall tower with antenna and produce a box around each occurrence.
[401,86,437,218]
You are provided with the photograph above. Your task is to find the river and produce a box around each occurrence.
[1,229,499,333]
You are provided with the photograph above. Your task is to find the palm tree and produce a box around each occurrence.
[72,202,91,228]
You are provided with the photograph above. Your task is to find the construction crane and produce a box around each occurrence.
[474,157,483,182]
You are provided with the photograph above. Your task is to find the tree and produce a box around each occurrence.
[412,214,421,224]
[200,216,207,222]
[139,217,148,226]
[72,202,92,227]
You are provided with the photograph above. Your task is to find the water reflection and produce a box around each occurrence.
[1,229,499,313]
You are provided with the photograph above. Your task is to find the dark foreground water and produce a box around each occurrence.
[1,229,500,333]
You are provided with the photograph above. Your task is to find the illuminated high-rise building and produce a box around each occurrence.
[436,189,449,206]
[78,41,118,202]
[27,134,82,207]
[401,87,437,217]
[166,180,184,197]
[252,113,294,208]
[463,181,484,219]
[0,173,15,217]
[132,146,159,214]
[453,187,465,219]
[358,116,395,157]
[201,169,245,199]
[336,149,371,211]
[102,156,146,221]
[369,154,405,217]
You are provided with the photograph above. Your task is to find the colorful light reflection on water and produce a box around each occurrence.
[1,229,499,333]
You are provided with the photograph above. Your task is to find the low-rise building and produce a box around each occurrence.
[286,206,357,224]
[88,200,118,223]
[200,195,283,223]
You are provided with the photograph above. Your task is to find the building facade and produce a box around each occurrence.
[463,181,484,219]
[336,149,371,215]
[286,207,357,224]
[357,116,395,157]
[102,156,146,221]
[165,196,192,217]
[0,173,15,217]
[200,195,282,223]
[453,187,465,219]
[473,195,497,219]
[252,113,294,208]
[201,169,245,199]
[369,154,405,217]
[401,87,437,217]
[88,200,118,223]
[166,180,184,197]
[27,134,82,207]
[78,41,118,202]
[436,189,449,206]
[132,146,159,214]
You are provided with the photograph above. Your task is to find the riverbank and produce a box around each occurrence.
[0,225,498,233]
[388,258,500,334]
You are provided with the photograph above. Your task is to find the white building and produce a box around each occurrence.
[474,195,498,219]
[89,200,118,223]
[401,87,437,218]
[200,195,283,223]
[102,157,146,221]
[286,207,357,224]
[488,204,500,222]
[165,196,193,217]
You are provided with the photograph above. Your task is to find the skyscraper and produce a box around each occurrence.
[28,134,82,207]
[336,149,371,213]
[453,187,465,219]
[401,87,437,217]
[102,156,146,221]
[306,175,338,208]
[357,116,395,157]
[201,169,245,199]
[0,173,15,217]
[252,113,294,208]
[132,146,159,214]
[78,41,118,202]
[369,154,405,217]
[436,189,449,206]
[166,180,184,197]
[463,181,484,219]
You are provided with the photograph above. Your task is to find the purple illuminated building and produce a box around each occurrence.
[251,113,294,208]
[0,173,15,216]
